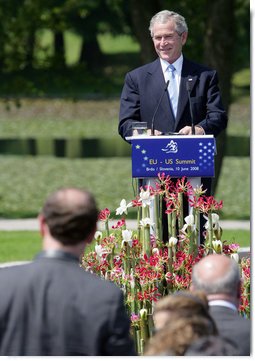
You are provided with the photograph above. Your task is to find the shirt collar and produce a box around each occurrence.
[209,299,238,312]
[160,54,183,75]
[35,249,80,263]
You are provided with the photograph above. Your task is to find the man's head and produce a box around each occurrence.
[149,10,188,64]
[191,254,241,304]
[39,188,98,247]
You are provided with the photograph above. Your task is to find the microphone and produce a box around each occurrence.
[186,77,195,135]
[151,80,169,135]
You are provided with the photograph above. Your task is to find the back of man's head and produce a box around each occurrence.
[191,254,240,298]
[41,188,98,246]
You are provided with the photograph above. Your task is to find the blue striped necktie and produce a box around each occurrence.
[167,64,178,117]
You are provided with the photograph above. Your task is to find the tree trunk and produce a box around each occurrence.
[53,31,66,68]
[79,36,103,71]
[25,29,36,69]
[129,0,161,64]
[203,0,236,194]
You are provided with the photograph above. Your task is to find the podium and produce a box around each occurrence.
[125,135,216,179]
[126,135,216,244]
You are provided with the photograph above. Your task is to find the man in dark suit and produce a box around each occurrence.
[191,254,250,356]
[119,9,227,140]
[118,10,228,242]
[0,188,136,356]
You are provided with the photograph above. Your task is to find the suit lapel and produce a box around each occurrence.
[175,58,198,129]
[147,59,175,129]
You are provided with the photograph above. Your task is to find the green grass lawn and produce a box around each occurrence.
[0,231,41,262]
[0,155,250,220]
[0,229,250,263]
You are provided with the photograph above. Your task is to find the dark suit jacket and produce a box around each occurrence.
[119,57,227,140]
[0,250,136,356]
[209,305,251,356]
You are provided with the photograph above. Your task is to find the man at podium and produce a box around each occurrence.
[118,9,227,243]
[119,9,227,141]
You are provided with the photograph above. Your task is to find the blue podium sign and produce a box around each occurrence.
[126,135,216,178]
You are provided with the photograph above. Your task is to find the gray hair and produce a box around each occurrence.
[191,258,240,297]
[149,10,188,37]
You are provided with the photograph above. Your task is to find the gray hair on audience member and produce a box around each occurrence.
[191,257,240,296]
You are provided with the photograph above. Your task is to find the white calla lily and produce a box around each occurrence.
[121,229,133,247]
[95,244,105,258]
[116,199,132,215]
[152,247,159,255]
[94,231,103,241]
[140,217,154,227]
[212,239,223,253]
[139,308,148,319]
[230,253,239,263]
[139,189,154,207]
[184,214,195,225]
[168,236,178,247]
[182,214,196,232]
[204,213,220,230]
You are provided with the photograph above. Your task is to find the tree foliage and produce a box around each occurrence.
[0,0,249,190]
[0,0,249,73]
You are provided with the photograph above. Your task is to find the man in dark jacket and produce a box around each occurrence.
[119,10,227,140]
[118,10,228,243]
[191,254,250,356]
[0,187,136,356]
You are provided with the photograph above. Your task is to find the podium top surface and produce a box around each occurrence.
[126,134,214,141]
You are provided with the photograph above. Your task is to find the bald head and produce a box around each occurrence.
[41,188,98,245]
[191,254,240,298]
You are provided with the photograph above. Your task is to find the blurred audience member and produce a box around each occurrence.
[191,254,250,356]
[145,315,217,355]
[185,335,240,356]
[0,188,136,356]
[144,290,218,355]
[153,290,215,331]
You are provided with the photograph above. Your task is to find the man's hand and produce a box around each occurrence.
[178,126,205,135]
[147,129,163,136]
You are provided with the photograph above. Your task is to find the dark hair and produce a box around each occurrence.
[41,188,98,245]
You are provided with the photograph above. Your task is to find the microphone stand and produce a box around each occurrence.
[186,78,195,135]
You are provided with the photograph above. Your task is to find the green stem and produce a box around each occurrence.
[171,211,177,238]
[154,194,160,241]
[167,246,173,293]
[137,206,142,242]
[208,211,214,253]
[140,319,149,348]
[168,246,173,273]
[159,194,163,241]
[143,226,151,257]
[167,212,172,239]
[178,192,184,230]
[105,219,110,237]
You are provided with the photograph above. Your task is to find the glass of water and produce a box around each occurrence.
[132,122,147,136]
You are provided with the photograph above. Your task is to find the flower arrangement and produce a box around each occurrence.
[81,174,250,355]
